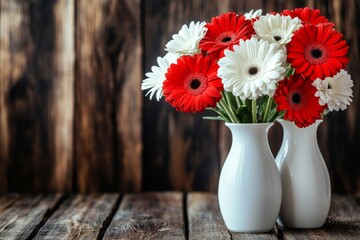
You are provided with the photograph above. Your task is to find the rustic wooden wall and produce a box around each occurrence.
[0,0,359,194]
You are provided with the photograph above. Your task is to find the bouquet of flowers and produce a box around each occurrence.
[141,7,353,128]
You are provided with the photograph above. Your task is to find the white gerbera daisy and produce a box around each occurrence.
[141,53,178,101]
[312,70,353,111]
[244,9,262,20]
[254,13,302,46]
[165,21,207,55]
[218,37,286,100]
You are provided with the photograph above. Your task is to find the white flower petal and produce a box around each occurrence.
[165,21,207,55]
[254,14,302,46]
[244,9,262,20]
[141,53,178,101]
[218,37,286,100]
[312,70,353,111]
[265,71,280,79]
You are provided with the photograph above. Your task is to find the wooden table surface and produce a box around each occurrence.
[0,192,359,239]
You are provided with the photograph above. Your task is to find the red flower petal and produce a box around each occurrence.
[163,54,224,113]
[199,12,254,60]
[287,24,349,81]
[281,7,334,27]
[274,74,326,128]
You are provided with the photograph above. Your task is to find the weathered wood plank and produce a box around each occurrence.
[0,194,19,212]
[187,193,231,239]
[0,0,9,193]
[0,194,62,239]
[0,0,74,192]
[0,0,29,193]
[75,0,142,192]
[34,194,119,239]
[143,0,238,194]
[244,0,263,12]
[75,0,116,192]
[49,0,75,192]
[231,229,278,239]
[104,192,185,239]
[0,0,358,196]
[279,195,360,239]
[327,0,360,195]
[115,0,143,192]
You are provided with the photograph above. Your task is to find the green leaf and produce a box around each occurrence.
[268,109,284,122]
[245,99,252,111]
[203,116,226,121]
[208,107,232,122]
[285,67,295,78]
[238,106,252,123]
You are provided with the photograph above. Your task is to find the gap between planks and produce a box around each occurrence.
[26,194,68,240]
[96,195,123,240]
[1,193,359,240]
[33,194,120,239]
[0,194,122,240]
[0,194,66,240]
[103,192,185,239]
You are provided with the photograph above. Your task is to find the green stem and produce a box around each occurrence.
[252,99,257,123]
[262,97,272,122]
[218,99,239,123]
[223,92,240,123]
[224,92,239,121]
[235,96,242,109]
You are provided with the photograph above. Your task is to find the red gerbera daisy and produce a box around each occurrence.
[281,7,334,27]
[274,74,326,128]
[162,54,223,113]
[287,24,349,81]
[199,12,254,59]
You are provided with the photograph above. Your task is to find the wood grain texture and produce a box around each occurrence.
[143,0,219,191]
[0,0,359,194]
[0,0,74,192]
[50,0,75,192]
[75,0,116,192]
[0,0,32,193]
[104,192,185,239]
[34,194,119,239]
[75,0,142,192]
[0,0,19,193]
[0,194,19,211]
[328,0,360,195]
[142,0,241,193]
[187,192,232,239]
[0,193,359,239]
[0,194,62,239]
[231,230,278,239]
[115,0,142,192]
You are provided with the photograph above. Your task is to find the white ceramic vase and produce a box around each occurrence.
[275,119,331,228]
[218,122,282,232]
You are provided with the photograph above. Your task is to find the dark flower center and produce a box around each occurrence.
[222,37,232,42]
[185,73,207,96]
[292,93,301,104]
[248,67,259,76]
[190,79,201,89]
[305,43,328,64]
[310,48,323,59]
[274,36,282,41]
[217,32,237,46]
